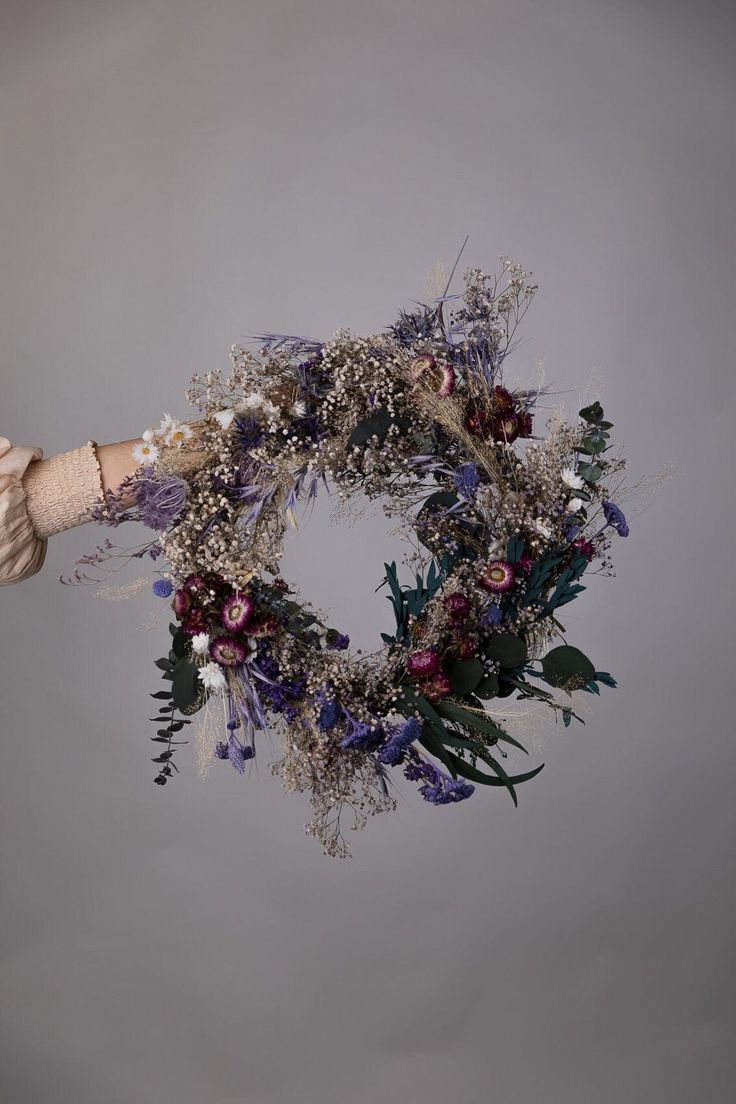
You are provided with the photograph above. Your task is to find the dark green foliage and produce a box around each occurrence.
[447,657,485,696]
[483,633,528,668]
[347,408,410,448]
[148,626,193,784]
[540,645,596,693]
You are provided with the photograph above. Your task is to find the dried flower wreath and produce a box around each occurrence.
[67,250,631,856]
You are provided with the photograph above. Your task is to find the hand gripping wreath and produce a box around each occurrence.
[72,255,632,856]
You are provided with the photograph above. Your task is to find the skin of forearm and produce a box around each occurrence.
[97,438,143,498]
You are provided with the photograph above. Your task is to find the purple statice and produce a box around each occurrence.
[327,632,350,651]
[256,659,307,721]
[453,462,481,501]
[340,709,384,752]
[377,716,421,766]
[562,519,580,541]
[214,742,230,759]
[402,751,475,805]
[227,735,255,774]
[152,578,173,598]
[318,696,342,732]
[480,604,503,627]
[87,474,140,527]
[136,474,188,531]
[601,500,629,537]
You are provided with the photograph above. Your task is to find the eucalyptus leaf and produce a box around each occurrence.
[541,645,596,692]
[448,657,485,696]
[347,408,394,447]
[171,659,200,712]
[434,700,529,754]
[484,634,528,668]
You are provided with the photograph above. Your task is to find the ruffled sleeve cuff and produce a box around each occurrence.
[22,440,103,540]
[0,436,47,586]
[0,437,104,586]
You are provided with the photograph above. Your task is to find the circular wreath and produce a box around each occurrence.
[74,256,631,856]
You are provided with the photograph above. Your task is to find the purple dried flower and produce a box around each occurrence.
[402,752,475,804]
[481,604,503,627]
[377,716,421,766]
[317,696,342,731]
[152,578,173,598]
[214,742,230,759]
[601,500,629,537]
[136,474,188,531]
[453,462,481,500]
[327,632,350,651]
[233,414,264,452]
[340,709,383,751]
[228,736,247,774]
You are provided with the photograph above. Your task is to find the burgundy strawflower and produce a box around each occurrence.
[183,573,209,599]
[444,592,471,622]
[479,560,516,593]
[491,413,520,443]
[182,610,208,635]
[247,616,280,638]
[465,409,493,437]
[221,593,254,632]
[490,385,515,414]
[455,636,477,659]
[515,410,533,437]
[572,536,596,561]
[172,588,192,616]
[406,650,441,679]
[210,636,247,667]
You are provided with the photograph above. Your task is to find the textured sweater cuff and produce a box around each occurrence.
[22,441,104,539]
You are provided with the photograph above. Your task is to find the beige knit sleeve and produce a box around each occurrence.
[0,437,104,586]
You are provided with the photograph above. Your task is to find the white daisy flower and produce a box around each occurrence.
[213,409,236,430]
[191,632,211,656]
[142,427,156,443]
[197,662,227,693]
[561,466,584,490]
[568,497,584,513]
[132,441,159,465]
[158,412,176,435]
[165,422,194,448]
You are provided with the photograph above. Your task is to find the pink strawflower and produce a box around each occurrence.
[221,593,254,632]
[410,354,456,397]
[421,672,452,702]
[210,636,247,667]
[406,650,441,679]
[479,560,516,593]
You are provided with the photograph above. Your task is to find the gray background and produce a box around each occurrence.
[1,1,734,1101]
